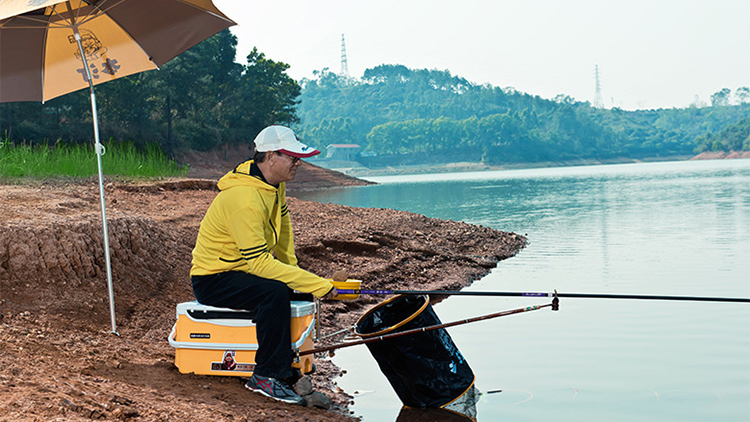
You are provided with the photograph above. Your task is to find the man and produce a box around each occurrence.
[221,351,237,371]
[190,125,337,405]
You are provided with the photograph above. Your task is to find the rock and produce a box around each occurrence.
[109,395,134,406]
[90,409,105,419]
[294,377,313,396]
[61,398,81,412]
[113,406,139,420]
[331,270,349,281]
[303,391,331,409]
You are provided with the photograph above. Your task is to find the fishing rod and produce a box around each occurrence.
[299,299,557,357]
[333,289,750,303]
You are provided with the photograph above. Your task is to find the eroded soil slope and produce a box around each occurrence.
[0,177,525,422]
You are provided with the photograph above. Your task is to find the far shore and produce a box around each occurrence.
[316,153,747,178]
[178,145,749,181]
[322,152,704,177]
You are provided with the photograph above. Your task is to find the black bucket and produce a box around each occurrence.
[355,294,475,408]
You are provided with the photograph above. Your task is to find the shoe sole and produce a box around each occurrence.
[245,383,305,406]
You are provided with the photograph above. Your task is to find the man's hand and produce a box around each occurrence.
[323,288,339,301]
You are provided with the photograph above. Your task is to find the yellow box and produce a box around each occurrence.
[332,279,362,300]
[168,301,316,377]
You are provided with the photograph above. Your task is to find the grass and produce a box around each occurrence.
[0,139,189,179]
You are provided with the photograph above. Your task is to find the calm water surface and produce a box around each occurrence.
[295,159,750,422]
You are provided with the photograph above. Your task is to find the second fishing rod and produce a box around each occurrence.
[331,286,750,304]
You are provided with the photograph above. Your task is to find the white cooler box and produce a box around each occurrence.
[168,300,316,377]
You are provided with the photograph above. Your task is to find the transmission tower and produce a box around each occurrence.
[593,65,604,108]
[340,34,350,77]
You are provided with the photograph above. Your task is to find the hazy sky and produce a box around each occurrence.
[213,0,750,111]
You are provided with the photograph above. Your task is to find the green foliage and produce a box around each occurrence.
[0,139,187,179]
[711,88,732,107]
[695,117,750,153]
[221,48,302,141]
[101,142,189,178]
[735,87,750,105]
[172,120,221,152]
[297,68,750,165]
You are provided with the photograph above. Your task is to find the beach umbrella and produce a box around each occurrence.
[0,0,235,333]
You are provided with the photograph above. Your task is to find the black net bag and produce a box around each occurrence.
[355,294,475,408]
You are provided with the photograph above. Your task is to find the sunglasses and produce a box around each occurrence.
[276,151,300,164]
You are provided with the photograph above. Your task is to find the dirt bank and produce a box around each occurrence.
[690,150,750,160]
[0,172,525,421]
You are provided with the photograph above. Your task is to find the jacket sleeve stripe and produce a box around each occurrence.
[239,244,267,253]
[242,248,269,260]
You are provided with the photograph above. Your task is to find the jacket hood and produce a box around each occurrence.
[217,160,278,192]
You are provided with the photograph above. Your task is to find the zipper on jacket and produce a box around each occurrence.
[268,193,279,248]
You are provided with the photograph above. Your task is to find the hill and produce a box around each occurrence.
[296,67,750,168]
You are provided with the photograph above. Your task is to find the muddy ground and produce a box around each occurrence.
[0,160,526,422]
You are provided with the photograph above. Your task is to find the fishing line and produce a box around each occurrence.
[480,389,534,406]
[334,289,750,303]
[299,300,556,357]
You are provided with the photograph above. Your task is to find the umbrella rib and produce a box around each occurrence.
[98,0,236,67]
[54,1,86,26]
[0,15,62,30]
[0,0,137,29]
[40,17,51,104]
[89,1,159,68]
[70,0,130,27]
[172,0,237,23]
[38,1,121,29]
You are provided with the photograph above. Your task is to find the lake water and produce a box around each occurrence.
[294,159,750,422]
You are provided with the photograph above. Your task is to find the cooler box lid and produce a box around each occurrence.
[176,300,316,321]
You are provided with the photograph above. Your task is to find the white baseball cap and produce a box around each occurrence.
[253,125,320,158]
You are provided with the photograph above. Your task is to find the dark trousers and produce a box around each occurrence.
[191,271,310,380]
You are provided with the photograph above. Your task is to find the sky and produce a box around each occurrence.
[213,0,750,111]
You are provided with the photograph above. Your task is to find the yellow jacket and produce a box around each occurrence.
[190,160,333,298]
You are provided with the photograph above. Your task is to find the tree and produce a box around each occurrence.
[710,88,731,107]
[144,29,242,153]
[224,47,301,141]
[363,64,411,84]
[736,87,750,105]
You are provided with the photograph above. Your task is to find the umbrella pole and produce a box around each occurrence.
[73,30,118,335]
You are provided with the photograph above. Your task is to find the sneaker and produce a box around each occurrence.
[281,363,317,385]
[282,368,302,386]
[245,374,305,405]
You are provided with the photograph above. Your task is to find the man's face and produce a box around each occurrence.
[269,152,301,183]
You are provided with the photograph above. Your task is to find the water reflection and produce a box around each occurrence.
[395,406,475,422]
[395,385,480,422]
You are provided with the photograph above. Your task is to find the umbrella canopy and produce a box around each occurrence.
[0,0,235,333]
[0,0,235,102]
